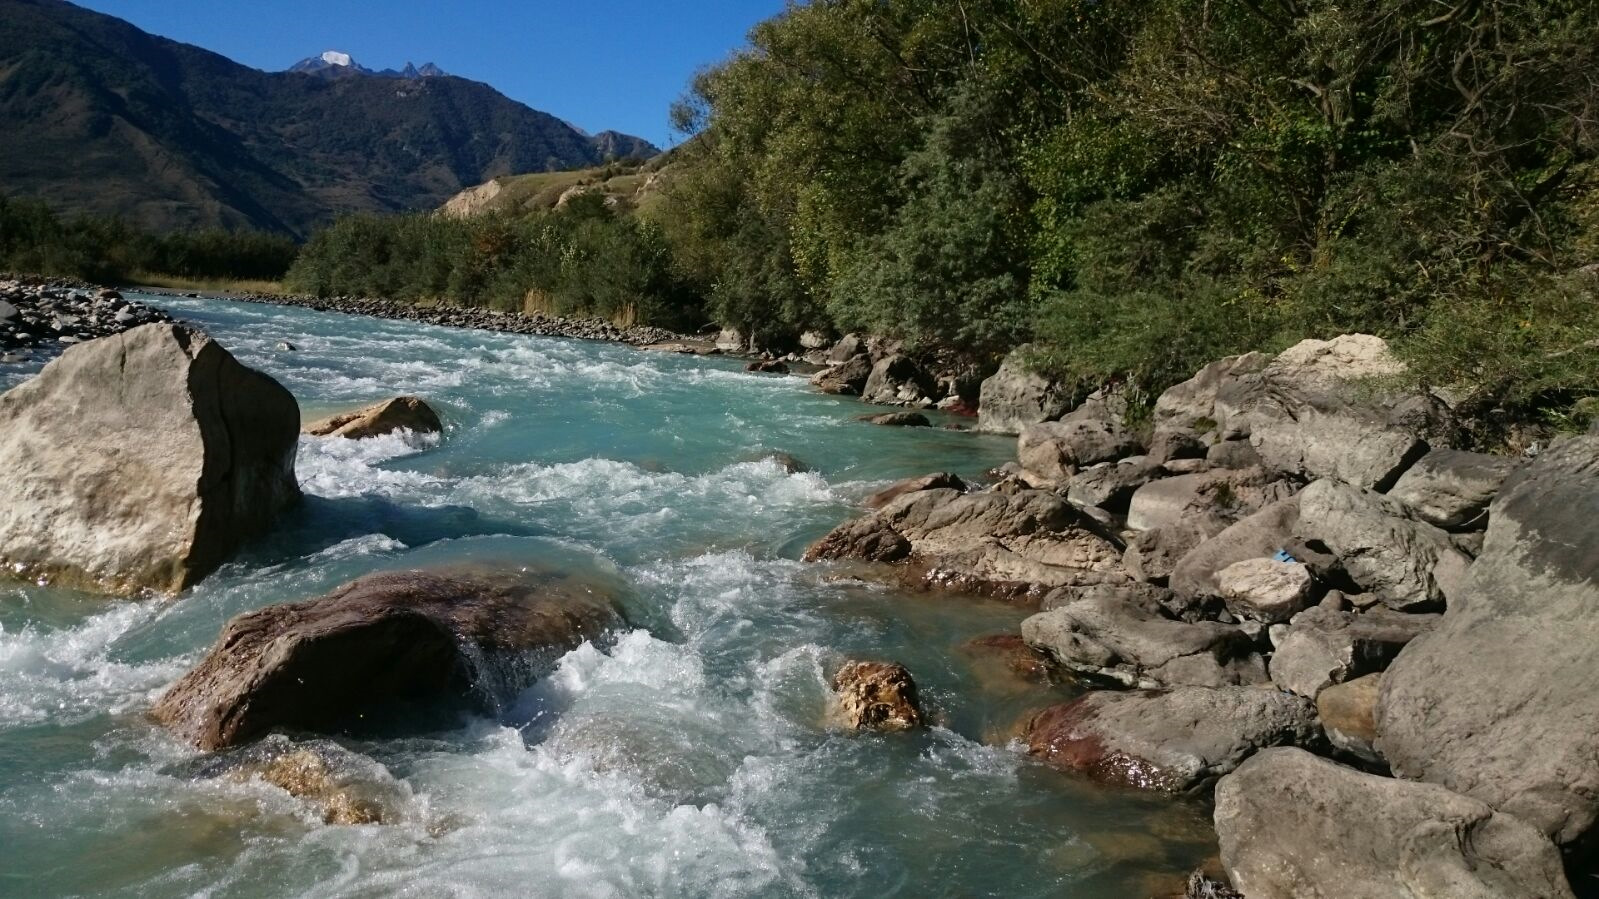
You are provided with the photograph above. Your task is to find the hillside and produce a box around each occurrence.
[438,153,676,219]
[0,0,658,236]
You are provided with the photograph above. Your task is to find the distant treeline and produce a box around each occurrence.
[0,195,297,284]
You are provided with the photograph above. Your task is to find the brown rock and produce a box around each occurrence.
[1317,673,1382,763]
[864,472,965,511]
[304,396,443,440]
[833,660,923,731]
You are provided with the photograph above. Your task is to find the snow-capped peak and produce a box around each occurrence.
[320,50,354,67]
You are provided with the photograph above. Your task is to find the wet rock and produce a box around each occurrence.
[275,341,297,352]
[864,472,965,511]
[1027,687,1318,793]
[201,736,408,825]
[1019,418,1142,484]
[1215,748,1574,899]
[977,346,1070,435]
[1126,468,1297,534]
[857,411,931,428]
[811,354,873,396]
[861,354,936,406]
[1215,558,1314,624]
[1169,498,1303,604]
[746,359,790,374]
[1235,335,1451,490]
[1379,435,1599,847]
[1023,588,1267,689]
[303,396,443,440]
[1296,479,1470,611]
[1388,447,1526,530]
[0,324,300,596]
[153,568,623,750]
[1316,673,1383,764]
[963,634,1053,682]
[1268,606,1436,700]
[832,660,922,731]
[806,488,1126,593]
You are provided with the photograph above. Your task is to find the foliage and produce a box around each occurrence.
[0,195,297,284]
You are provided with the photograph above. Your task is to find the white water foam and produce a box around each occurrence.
[0,602,188,727]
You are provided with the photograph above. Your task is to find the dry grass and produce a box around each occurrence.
[128,273,285,295]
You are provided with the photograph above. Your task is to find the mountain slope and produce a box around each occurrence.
[0,0,658,236]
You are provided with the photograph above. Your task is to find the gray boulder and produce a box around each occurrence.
[1233,335,1450,490]
[864,472,965,511]
[861,354,936,406]
[976,346,1070,435]
[154,568,623,750]
[1027,686,1318,793]
[0,324,300,596]
[1066,458,1160,510]
[1169,497,1304,603]
[806,488,1126,593]
[1123,524,1209,586]
[828,334,867,364]
[1147,428,1209,463]
[1389,447,1526,530]
[1215,748,1574,899]
[1269,605,1437,700]
[811,354,873,396]
[1379,436,1599,847]
[1126,467,1297,534]
[1206,439,1264,470]
[1216,558,1314,624]
[1022,589,1267,689]
[1153,351,1271,435]
[1297,479,1471,612]
[1018,418,1142,484]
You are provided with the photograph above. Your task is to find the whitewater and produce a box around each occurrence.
[0,296,1213,897]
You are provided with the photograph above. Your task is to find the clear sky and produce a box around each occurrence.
[73,0,785,148]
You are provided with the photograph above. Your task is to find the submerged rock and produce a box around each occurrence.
[1026,686,1318,793]
[832,660,923,731]
[857,411,931,428]
[303,396,443,440]
[154,568,622,750]
[1379,435,1599,847]
[1215,748,1574,899]
[0,324,300,596]
[196,736,410,826]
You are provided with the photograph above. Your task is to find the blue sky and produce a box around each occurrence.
[74,0,785,148]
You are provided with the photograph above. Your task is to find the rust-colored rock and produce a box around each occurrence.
[304,396,442,439]
[832,660,923,731]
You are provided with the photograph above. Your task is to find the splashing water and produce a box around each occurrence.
[0,296,1215,897]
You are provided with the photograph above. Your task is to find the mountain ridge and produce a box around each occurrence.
[0,0,659,236]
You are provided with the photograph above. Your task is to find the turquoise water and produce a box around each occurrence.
[0,296,1214,898]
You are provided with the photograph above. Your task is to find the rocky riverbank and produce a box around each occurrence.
[138,287,686,347]
[0,277,174,364]
[805,332,1599,896]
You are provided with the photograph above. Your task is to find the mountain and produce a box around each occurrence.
[287,50,450,81]
[0,0,659,237]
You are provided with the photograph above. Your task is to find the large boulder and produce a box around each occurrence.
[861,354,936,406]
[1215,748,1574,899]
[1126,467,1297,534]
[1023,588,1267,689]
[864,472,966,511]
[153,568,623,750]
[1123,524,1209,585]
[1153,352,1271,435]
[1066,458,1161,511]
[1169,497,1303,603]
[0,324,300,596]
[806,488,1126,593]
[303,396,443,440]
[1388,448,1526,530]
[1268,605,1437,700]
[1379,436,1599,846]
[1296,479,1472,612]
[832,660,923,731]
[1234,335,1451,490]
[1027,686,1318,793]
[1215,558,1314,624]
[976,347,1070,435]
[810,354,873,396]
[1019,418,1143,484]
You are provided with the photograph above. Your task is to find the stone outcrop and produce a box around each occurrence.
[0,324,300,596]
[1215,748,1574,899]
[1378,436,1599,847]
[1027,686,1318,793]
[1388,447,1526,530]
[811,355,873,396]
[861,354,936,406]
[977,347,1071,434]
[153,567,622,750]
[1023,588,1267,689]
[806,488,1126,593]
[1018,418,1142,484]
[832,661,923,731]
[1296,479,1471,611]
[303,396,443,440]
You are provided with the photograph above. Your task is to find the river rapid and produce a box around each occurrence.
[0,296,1215,898]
